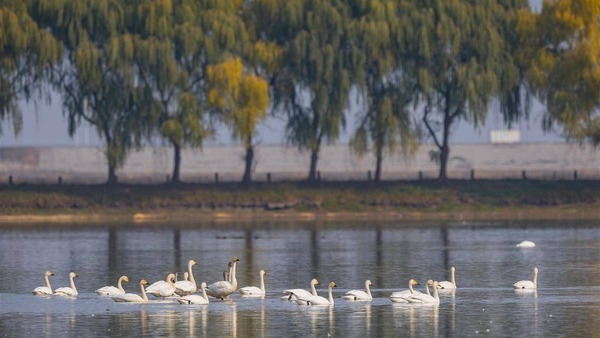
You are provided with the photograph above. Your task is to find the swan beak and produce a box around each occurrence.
[50,272,54,276]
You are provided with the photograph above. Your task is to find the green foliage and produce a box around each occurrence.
[0,0,61,136]
[518,0,600,145]
[404,0,528,179]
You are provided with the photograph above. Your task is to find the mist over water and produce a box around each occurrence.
[0,220,598,337]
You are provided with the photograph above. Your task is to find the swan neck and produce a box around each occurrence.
[231,261,238,290]
[533,269,538,288]
[408,282,414,294]
[365,282,372,298]
[451,269,456,287]
[432,284,439,300]
[328,285,334,305]
[188,263,196,285]
[310,281,317,296]
[44,274,52,290]
[69,275,77,293]
[426,283,431,296]
[201,285,208,301]
[260,273,265,293]
[118,277,125,292]
[141,282,148,302]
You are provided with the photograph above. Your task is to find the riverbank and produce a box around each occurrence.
[1,180,599,224]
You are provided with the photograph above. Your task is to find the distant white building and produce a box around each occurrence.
[490,130,520,144]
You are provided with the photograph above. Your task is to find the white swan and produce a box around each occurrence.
[146,273,177,298]
[113,279,149,303]
[438,267,457,290]
[206,256,239,300]
[96,275,129,296]
[408,281,440,304]
[517,241,536,248]
[33,271,54,296]
[178,282,210,305]
[175,260,198,296]
[282,278,320,301]
[513,267,538,289]
[389,279,420,303]
[239,269,267,296]
[296,281,337,306]
[342,279,373,301]
[54,272,78,297]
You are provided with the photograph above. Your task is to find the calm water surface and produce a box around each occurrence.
[0,220,598,337]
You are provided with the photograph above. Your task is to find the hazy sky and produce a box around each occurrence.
[0,0,563,147]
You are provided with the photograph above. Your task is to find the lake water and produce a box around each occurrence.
[0,220,598,337]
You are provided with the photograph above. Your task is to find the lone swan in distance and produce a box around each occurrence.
[342,279,373,301]
[33,271,54,296]
[96,275,129,296]
[438,267,457,291]
[239,269,267,296]
[516,241,536,248]
[513,267,538,290]
[113,279,149,303]
[54,272,79,297]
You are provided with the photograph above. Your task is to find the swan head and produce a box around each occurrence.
[69,272,78,278]
[122,276,130,283]
[426,279,434,286]
[200,282,207,289]
[232,256,240,262]
[167,273,176,284]
[190,259,197,266]
[409,279,420,286]
[365,279,373,287]
[432,281,439,288]
[183,272,189,281]
[329,282,337,288]
[451,267,455,272]
[311,278,320,286]
[140,279,148,286]
[45,271,54,277]
[534,267,538,273]
[260,269,267,276]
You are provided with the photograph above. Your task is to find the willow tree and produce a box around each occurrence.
[404,0,528,180]
[347,0,417,182]
[30,0,145,185]
[0,1,60,137]
[254,0,353,182]
[206,57,269,183]
[518,0,600,145]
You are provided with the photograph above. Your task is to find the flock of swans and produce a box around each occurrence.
[32,255,540,306]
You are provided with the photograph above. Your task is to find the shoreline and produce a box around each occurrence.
[0,205,598,225]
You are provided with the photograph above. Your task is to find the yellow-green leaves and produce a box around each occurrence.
[207,57,269,145]
[518,0,600,144]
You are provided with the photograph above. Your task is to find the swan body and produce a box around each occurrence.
[54,272,78,297]
[297,282,337,306]
[513,267,538,289]
[408,281,440,304]
[178,282,209,305]
[282,278,319,301]
[206,256,239,299]
[113,279,149,303]
[175,260,198,296]
[146,273,177,298]
[517,241,536,248]
[33,271,54,296]
[390,279,420,303]
[239,269,267,296]
[96,275,129,296]
[342,279,373,301]
[438,267,457,290]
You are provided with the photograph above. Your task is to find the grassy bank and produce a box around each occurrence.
[1,180,599,223]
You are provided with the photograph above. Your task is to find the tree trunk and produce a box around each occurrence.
[439,105,452,181]
[242,137,254,183]
[107,163,117,186]
[308,145,320,182]
[375,154,383,182]
[171,141,181,184]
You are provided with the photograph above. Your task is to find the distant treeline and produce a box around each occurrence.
[0,0,598,185]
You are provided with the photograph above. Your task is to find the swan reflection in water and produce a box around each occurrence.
[392,303,440,338]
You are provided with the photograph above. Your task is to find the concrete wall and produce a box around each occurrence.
[0,143,598,184]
